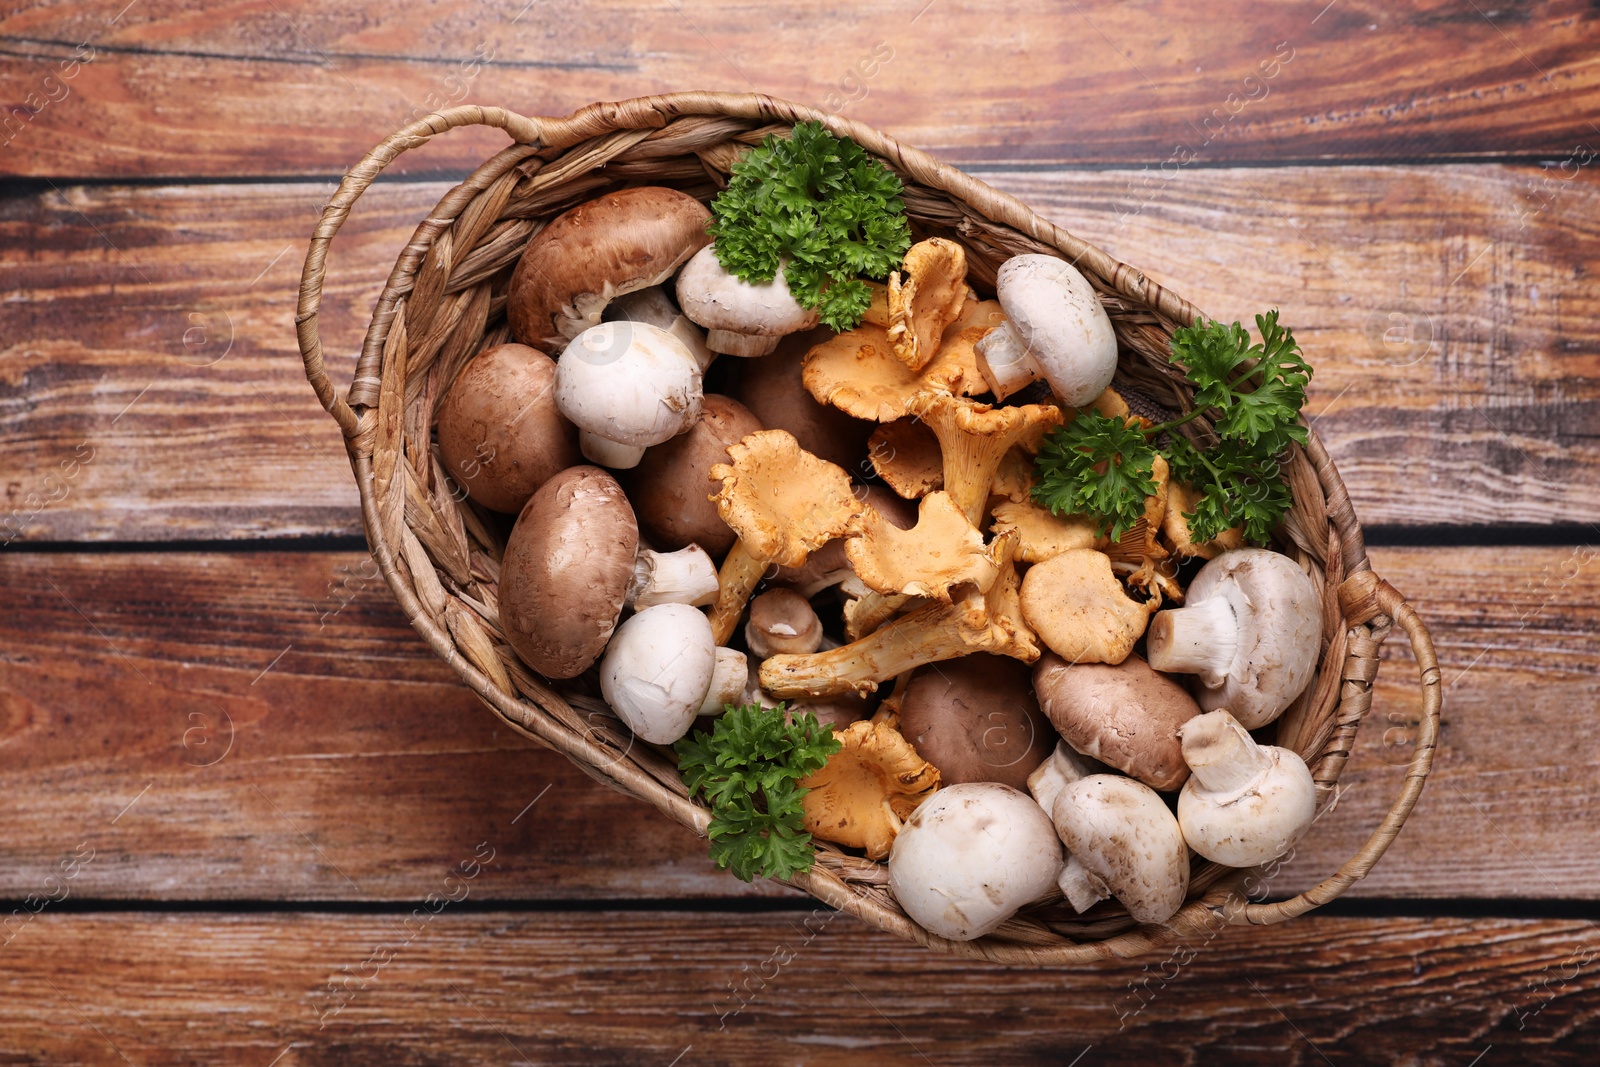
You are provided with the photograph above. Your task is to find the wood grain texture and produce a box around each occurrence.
[1,912,1596,1065]
[1,0,1598,176]
[0,545,1593,902]
[4,164,1596,541]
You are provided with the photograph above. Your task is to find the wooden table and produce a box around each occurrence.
[2,2,1597,1062]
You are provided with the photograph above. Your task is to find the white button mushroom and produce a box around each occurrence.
[973,254,1118,404]
[553,320,704,469]
[675,244,820,357]
[604,285,716,371]
[1049,775,1190,926]
[1144,547,1322,729]
[599,603,748,745]
[1175,710,1317,867]
[887,783,1064,942]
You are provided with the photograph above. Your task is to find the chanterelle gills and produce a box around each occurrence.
[799,717,940,860]
[886,238,971,371]
[707,429,864,644]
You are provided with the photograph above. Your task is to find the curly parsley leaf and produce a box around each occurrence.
[708,122,912,332]
[675,703,842,882]
[1033,312,1312,546]
[1031,410,1160,540]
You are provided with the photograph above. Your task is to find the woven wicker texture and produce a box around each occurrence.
[296,92,1442,964]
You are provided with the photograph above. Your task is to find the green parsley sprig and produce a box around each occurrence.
[674,702,842,882]
[707,121,912,331]
[1032,311,1312,546]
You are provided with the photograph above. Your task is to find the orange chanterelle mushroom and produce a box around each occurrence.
[708,429,865,644]
[886,238,971,371]
[800,718,940,860]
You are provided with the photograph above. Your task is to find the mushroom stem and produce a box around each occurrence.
[973,324,1042,401]
[1144,594,1239,685]
[627,545,721,609]
[579,430,647,470]
[761,600,973,697]
[1178,711,1275,797]
[1058,855,1110,913]
[705,328,780,358]
[843,588,915,641]
[708,540,767,645]
[697,647,750,716]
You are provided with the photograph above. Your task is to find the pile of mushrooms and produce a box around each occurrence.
[434,181,1328,943]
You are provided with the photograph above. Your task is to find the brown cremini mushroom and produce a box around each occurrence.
[507,186,712,353]
[799,718,940,860]
[844,491,997,601]
[887,238,971,370]
[899,654,1056,790]
[624,393,762,558]
[744,588,824,659]
[708,430,865,644]
[761,533,1037,697]
[1019,549,1158,665]
[436,343,580,514]
[1032,652,1201,791]
[499,466,637,679]
[732,327,873,472]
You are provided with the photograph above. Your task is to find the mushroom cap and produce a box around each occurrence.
[507,186,712,352]
[1151,547,1322,728]
[899,653,1056,790]
[845,491,997,602]
[436,343,580,514]
[869,417,943,499]
[732,327,873,471]
[887,238,971,370]
[675,244,820,339]
[554,321,704,448]
[1176,710,1318,866]
[799,718,940,860]
[1032,652,1201,791]
[887,782,1064,941]
[990,497,1098,563]
[499,466,638,679]
[987,254,1118,406]
[599,603,718,745]
[1051,775,1190,925]
[1019,549,1158,665]
[710,429,864,567]
[1026,741,1106,817]
[624,393,762,557]
[745,588,824,658]
[802,319,987,423]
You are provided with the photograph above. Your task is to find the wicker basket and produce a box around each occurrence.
[296,92,1441,964]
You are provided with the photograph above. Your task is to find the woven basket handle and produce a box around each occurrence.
[1228,569,1442,925]
[295,105,544,439]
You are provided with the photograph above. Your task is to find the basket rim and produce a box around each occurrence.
[297,91,1443,965]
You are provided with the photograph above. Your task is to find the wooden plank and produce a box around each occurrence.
[0,545,1593,902]
[0,913,1595,1063]
[3,165,1596,541]
[2,1,1598,176]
